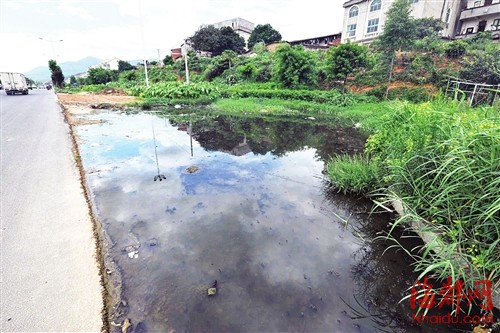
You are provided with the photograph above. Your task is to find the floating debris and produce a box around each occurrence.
[127,251,139,259]
[121,318,132,333]
[186,166,200,174]
[207,280,218,296]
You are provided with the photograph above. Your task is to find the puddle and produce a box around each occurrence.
[74,110,452,332]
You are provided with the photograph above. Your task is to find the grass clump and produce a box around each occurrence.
[326,155,381,194]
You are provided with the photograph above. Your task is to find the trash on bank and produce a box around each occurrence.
[207,280,218,296]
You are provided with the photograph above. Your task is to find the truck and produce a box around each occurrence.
[0,72,29,95]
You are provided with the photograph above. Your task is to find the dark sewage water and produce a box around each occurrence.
[73,110,453,333]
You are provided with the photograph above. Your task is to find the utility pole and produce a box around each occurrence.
[183,41,190,84]
[157,49,162,66]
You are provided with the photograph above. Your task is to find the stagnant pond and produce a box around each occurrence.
[74,110,451,333]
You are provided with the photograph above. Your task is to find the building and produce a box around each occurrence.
[456,0,500,39]
[90,57,120,71]
[341,0,464,44]
[289,33,342,50]
[212,18,255,44]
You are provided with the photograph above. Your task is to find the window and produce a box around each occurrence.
[349,6,359,17]
[474,1,481,7]
[492,18,500,30]
[367,18,379,33]
[466,27,474,34]
[370,0,381,12]
[445,8,451,23]
[347,24,357,37]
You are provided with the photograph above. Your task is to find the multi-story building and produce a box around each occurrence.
[341,0,463,44]
[456,0,500,39]
[212,18,255,44]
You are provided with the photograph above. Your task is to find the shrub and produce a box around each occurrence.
[444,40,467,59]
[129,82,220,100]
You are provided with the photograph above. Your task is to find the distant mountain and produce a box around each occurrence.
[24,56,101,82]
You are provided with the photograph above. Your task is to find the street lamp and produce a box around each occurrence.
[39,37,63,59]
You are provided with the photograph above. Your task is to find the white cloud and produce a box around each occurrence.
[57,0,94,20]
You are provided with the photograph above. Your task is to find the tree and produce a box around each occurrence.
[48,59,65,88]
[87,67,118,84]
[247,24,282,49]
[373,0,416,98]
[118,60,135,72]
[218,27,245,54]
[326,42,368,83]
[190,25,245,56]
[163,54,174,66]
[413,17,444,39]
[70,75,77,85]
[273,44,316,88]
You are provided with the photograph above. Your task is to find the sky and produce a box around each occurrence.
[0,0,345,73]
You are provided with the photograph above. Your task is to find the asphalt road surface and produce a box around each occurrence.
[1,89,103,332]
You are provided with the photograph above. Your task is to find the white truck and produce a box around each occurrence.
[0,72,29,95]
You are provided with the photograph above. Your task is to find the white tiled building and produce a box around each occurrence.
[212,18,255,44]
[341,0,464,44]
[456,0,500,38]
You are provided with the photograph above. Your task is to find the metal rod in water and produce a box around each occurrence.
[151,115,166,181]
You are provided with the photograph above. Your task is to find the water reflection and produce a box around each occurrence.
[73,110,447,332]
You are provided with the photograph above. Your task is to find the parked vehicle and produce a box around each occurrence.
[0,72,29,95]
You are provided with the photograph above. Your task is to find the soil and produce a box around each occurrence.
[58,92,137,107]
[58,92,137,125]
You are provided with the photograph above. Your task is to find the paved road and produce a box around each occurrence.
[1,89,103,332]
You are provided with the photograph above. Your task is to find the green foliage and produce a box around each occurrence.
[220,85,372,107]
[414,36,445,54]
[146,67,178,83]
[70,75,77,85]
[247,23,282,49]
[118,60,135,72]
[163,54,174,66]
[190,25,245,56]
[374,0,416,52]
[325,42,369,83]
[129,82,220,100]
[413,17,445,39]
[444,40,467,59]
[364,100,500,299]
[273,44,316,88]
[48,59,65,88]
[326,155,382,194]
[205,50,239,81]
[119,70,139,82]
[87,67,118,85]
[460,45,500,84]
[387,86,433,103]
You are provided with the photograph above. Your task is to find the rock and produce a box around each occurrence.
[207,288,217,296]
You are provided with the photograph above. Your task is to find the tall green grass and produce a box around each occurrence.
[327,98,500,311]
